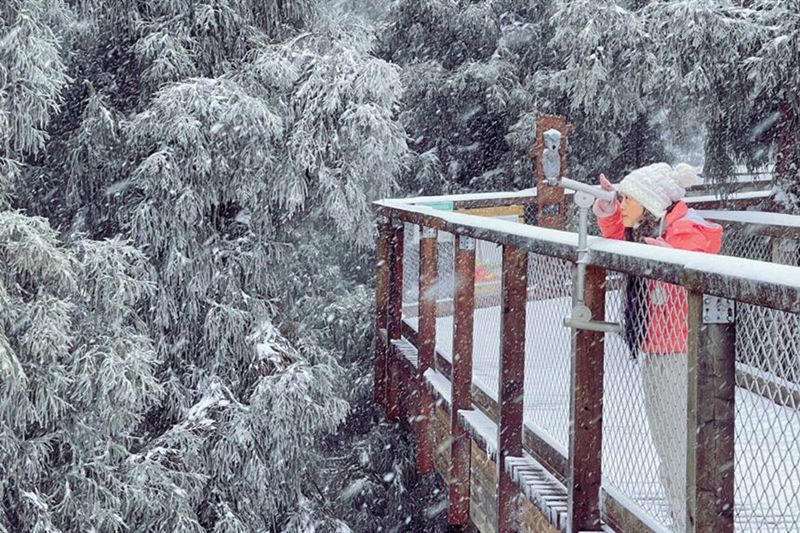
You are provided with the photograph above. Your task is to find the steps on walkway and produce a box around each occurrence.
[389,336,581,533]
[506,455,569,532]
[390,337,418,368]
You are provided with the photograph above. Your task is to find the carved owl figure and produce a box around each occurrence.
[542,128,562,185]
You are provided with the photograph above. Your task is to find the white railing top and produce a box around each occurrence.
[375,198,800,314]
[699,209,800,229]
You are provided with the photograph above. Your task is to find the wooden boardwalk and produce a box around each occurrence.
[407,293,800,531]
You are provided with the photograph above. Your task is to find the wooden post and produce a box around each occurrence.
[567,266,606,531]
[449,234,476,526]
[374,216,392,407]
[686,292,735,533]
[386,219,404,422]
[417,226,438,475]
[531,114,568,230]
[497,245,528,532]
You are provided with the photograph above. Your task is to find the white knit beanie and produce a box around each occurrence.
[615,163,700,218]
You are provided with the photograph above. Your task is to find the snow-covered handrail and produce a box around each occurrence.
[374,198,800,314]
[387,187,541,206]
[698,209,800,239]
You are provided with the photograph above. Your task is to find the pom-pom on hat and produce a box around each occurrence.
[615,163,700,218]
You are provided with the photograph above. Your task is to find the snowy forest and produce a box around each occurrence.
[0,0,798,531]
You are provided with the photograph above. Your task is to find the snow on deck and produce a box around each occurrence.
[406,295,800,531]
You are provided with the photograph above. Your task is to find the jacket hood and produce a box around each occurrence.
[665,201,723,254]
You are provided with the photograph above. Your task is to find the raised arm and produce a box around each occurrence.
[593,173,625,240]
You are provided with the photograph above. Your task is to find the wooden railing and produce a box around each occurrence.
[372,187,800,533]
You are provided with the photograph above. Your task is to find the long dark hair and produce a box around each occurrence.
[624,202,678,244]
[622,202,677,357]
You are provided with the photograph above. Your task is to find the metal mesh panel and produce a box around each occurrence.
[717,224,800,529]
[433,232,455,375]
[402,227,456,370]
[721,229,772,262]
[523,253,573,449]
[401,225,455,318]
[402,222,419,315]
[734,303,800,532]
[602,272,689,530]
[471,239,503,397]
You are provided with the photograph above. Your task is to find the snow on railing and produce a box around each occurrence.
[373,189,800,533]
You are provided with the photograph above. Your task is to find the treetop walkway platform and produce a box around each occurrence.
[372,178,800,533]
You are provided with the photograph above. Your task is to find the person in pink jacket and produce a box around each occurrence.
[592,162,723,532]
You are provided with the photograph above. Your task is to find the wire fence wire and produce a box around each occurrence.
[471,239,503,397]
[401,223,456,317]
[602,273,689,531]
[397,215,800,532]
[401,224,455,376]
[402,222,419,315]
[522,253,573,450]
[720,228,800,532]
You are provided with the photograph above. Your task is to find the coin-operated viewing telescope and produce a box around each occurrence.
[540,128,620,334]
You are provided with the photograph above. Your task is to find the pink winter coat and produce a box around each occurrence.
[597,201,723,354]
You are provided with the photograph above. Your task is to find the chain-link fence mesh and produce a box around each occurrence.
[401,224,456,318]
[471,239,503,396]
[402,222,419,316]
[398,211,800,532]
[716,226,800,532]
[522,254,573,450]
[734,302,800,532]
[402,225,455,375]
[602,273,689,530]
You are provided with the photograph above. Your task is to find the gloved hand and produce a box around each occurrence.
[592,173,618,217]
[644,237,673,248]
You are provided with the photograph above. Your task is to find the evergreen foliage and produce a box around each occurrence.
[2,0,799,530]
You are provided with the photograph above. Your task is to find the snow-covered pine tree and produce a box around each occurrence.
[746,0,800,211]
[0,211,196,531]
[113,7,406,528]
[383,0,547,194]
[5,0,412,528]
[0,0,71,206]
[0,3,204,529]
[643,0,766,193]
[548,0,667,180]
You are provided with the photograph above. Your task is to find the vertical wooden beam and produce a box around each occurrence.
[568,266,606,532]
[497,245,528,533]
[417,226,438,475]
[386,219,405,422]
[686,292,735,533]
[374,217,391,407]
[449,234,476,526]
[531,114,568,230]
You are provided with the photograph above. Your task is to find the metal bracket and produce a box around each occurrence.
[703,296,735,324]
[458,236,475,251]
[421,227,437,239]
[563,305,622,333]
[574,190,595,209]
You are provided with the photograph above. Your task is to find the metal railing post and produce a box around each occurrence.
[497,245,528,532]
[449,234,476,526]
